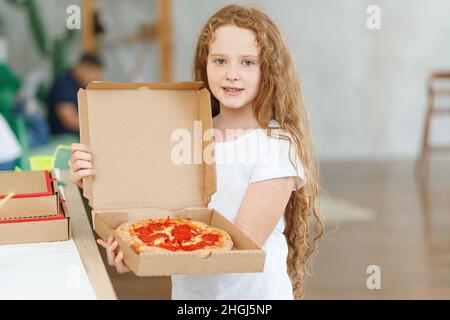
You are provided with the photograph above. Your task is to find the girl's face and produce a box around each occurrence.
[206,25,261,112]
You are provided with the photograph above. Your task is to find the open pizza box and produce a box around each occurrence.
[0,170,70,244]
[78,81,266,276]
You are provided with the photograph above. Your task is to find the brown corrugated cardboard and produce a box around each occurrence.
[78,81,215,210]
[0,171,70,245]
[0,170,53,196]
[0,195,59,219]
[0,171,59,219]
[93,208,265,276]
[0,218,69,245]
[78,81,265,276]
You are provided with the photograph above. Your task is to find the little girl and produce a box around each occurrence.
[70,4,324,299]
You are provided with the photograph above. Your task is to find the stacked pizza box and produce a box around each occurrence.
[78,81,265,276]
[0,170,70,245]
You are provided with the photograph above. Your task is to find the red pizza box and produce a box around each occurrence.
[78,81,266,276]
[0,171,70,245]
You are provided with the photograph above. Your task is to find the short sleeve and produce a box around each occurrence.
[249,134,305,191]
[47,73,79,111]
[52,80,74,106]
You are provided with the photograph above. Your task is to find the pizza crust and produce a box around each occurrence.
[114,218,234,254]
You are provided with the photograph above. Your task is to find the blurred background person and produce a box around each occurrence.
[46,53,103,135]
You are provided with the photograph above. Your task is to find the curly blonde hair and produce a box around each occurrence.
[193,4,324,299]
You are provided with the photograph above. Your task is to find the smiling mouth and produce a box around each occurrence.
[222,87,244,95]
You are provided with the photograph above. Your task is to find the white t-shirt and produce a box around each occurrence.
[0,114,21,163]
[172,121,305,300]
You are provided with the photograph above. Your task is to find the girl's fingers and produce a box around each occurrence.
[97,237,129,273]
[97,239,106,248]
[106,240,119,266]
[114,251,130,273]
[69,155,94,186]
[97,236,113,249]
[70,169,94,188]
[71,159,93,172]
[72,169,95,182]
[71,143,92,153]
[70,150,92,164]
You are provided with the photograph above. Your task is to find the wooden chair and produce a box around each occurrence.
[418,71,450,175]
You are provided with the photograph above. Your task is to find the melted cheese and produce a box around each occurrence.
[153,237,166,245]
[157,225,175,241]
[185,235,202,245]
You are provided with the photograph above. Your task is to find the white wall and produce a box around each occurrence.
[1,0,450,160]
[172,0,450,160]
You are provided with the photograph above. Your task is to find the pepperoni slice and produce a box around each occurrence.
[130,219,223,252]
[182,241,209,251]
[158,242,179,251]
[172,225,195,241]
[138,232,169,246]
[134,223,163,236]
[146,223,164,232]
[201,233,219,244]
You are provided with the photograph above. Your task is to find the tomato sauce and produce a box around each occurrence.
[133,220,221,252]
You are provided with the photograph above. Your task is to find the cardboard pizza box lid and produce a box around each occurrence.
[0,170,53,198]
[78,81,216,211]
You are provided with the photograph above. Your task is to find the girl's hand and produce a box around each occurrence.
[69,143,95,188]
[97,236,131,274]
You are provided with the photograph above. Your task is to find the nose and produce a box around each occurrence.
[225,62,240,82]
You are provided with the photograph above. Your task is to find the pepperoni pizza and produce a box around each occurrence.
[115,218,233,254]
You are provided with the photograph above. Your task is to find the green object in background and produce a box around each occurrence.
[2,0,78,168]
[5,0,77,76]
[12,117,29,169]
[23,134,78,171]
[0,63,20,88]
[28,144,71,171]
[0,64,20,120]
[0,62,78,171]
[0,63,29,168]
[6,0,48,56]
[28,155,54,171]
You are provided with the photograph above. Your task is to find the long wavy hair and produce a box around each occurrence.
[193,4,324,298]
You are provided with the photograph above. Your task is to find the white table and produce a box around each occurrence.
[0,170,117,300]
[0,240,95,299]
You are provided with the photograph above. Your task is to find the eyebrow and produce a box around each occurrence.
[209,53,259,59]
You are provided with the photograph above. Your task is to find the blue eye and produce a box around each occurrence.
[214,58,226,65]
[242,60,255,66]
